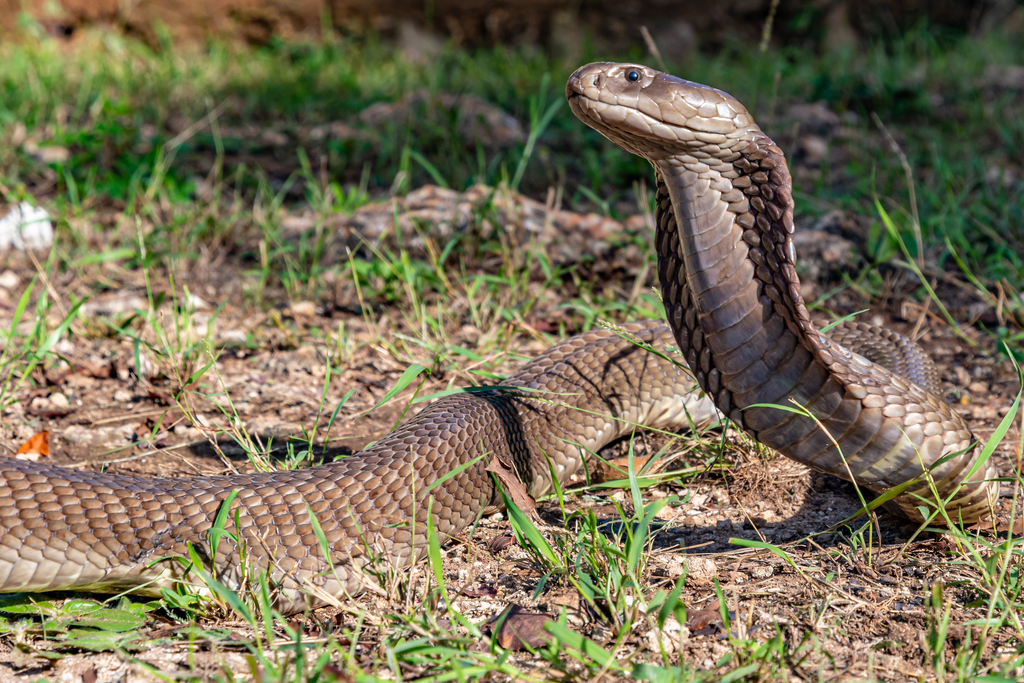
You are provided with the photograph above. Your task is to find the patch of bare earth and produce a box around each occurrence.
[0,183,1020,680]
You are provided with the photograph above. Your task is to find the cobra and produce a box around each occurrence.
[0,64,997,613]
[566,61,996,523]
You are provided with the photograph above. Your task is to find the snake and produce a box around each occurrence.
[0,63,998,613]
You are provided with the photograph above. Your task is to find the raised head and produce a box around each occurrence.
[566,62,761,162]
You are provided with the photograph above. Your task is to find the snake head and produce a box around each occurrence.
[566,62,759,161]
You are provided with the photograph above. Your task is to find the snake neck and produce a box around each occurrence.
[654,133,826,424]
[652,129,986,498]
[567,61,996,519]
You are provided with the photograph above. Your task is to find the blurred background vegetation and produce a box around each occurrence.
[0,0,1021,321]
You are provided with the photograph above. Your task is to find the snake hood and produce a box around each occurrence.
[568,61,998,523]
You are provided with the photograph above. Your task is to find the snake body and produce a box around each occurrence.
[0,323,718,611]
[567,62,997,522]
[0,64,998,611]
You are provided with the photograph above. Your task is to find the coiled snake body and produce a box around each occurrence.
[0,64,998,611]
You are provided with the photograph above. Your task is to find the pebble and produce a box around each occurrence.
[645,618,687,655]
[0,270,19,290]
[685,557,718,586]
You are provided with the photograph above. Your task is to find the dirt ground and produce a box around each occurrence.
[0,181,1020,680]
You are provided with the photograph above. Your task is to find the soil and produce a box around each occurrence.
[0,181,1020,680]
[3,0,1017,54]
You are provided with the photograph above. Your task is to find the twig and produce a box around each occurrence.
[639,26,667,71]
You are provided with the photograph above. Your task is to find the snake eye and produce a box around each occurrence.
[626,70,641,82]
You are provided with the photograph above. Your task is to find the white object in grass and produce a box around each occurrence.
[0,201,54,250]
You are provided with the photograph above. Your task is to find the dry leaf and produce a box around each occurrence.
[15,431,49,461]
[487,534,514,553]
[970,517,1024,535]
[485,605,553,651]
[485,455,539,522]
[686,601,726,636]
[320,663,354,682]
[82,668,98,683]
[26,406,74,419]
[461,583,498,598]
[78,361,115,379]
[147,387,174,405]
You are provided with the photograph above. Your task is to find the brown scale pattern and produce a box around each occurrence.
[0,322,717,611]
[567,61,998,522]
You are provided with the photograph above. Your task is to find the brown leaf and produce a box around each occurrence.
[146,625,180,640]
[147,387,174,405]
[487,534,514,553]
[462,583,498,598]
[485,455,538,522]
[854,561,880,580]
[686,601,725,636]
[485,605,553,651]
[26,407,74,419]
[320,664,354,683]
[82,668,98,683]
[78,361,115,379]
[15,431,49,461]
[44,367,73,386]
[969,517,1024,535]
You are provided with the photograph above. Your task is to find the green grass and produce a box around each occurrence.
[0,22,1022,294]
[0,15,1022,683]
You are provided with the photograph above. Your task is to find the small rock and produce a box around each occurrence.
[49,392,69,408]
[948,366,971,387]
[0,201,54,250]
[81,294,147,318]
[8,122,26,147]
[192,411,215,428]
[796,134,828,165]
[218,329,248,344]
[260,130,289,147]
[34,146,70,164]
[65,373,97,389]
[174,424,202,439]
[54,339,75,356]
[0,269,19,290]
[685,557,718,586]
[397,20,444,66]
[644,617,688,655]
[61,425,95,445]
[307,121,362,142]
[287,301,317,318]
[792,225,856,282]
[973,405,998,421]
[967,381,988,394]
[132,351,160,380]
[787,101,840,133]
[983,64,1024,90]
[113,389,133,402]
[281,213,317,235]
